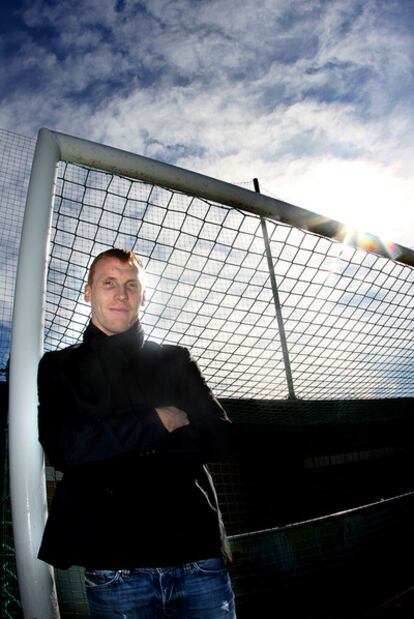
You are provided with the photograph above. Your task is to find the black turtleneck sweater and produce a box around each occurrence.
[37,321,232,569]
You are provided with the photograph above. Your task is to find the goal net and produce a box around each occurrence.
[4,128,414,617]
[46,161,414,401]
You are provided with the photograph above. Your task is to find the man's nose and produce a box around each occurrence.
[114,285,128,300]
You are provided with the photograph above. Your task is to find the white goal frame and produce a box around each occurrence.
[9,128,414,618]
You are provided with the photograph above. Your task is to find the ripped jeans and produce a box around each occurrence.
[85,557,237,618]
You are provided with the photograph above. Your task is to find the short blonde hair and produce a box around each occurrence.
[88,249,144,286]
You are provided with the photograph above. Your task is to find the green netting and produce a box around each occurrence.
[1,422,21,618]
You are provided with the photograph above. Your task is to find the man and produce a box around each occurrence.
[37,248,237,619]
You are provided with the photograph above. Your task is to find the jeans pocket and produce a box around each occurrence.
[192,557,226,574]
[84,570,120,589]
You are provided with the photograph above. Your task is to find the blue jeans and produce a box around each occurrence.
[85,557,237,618]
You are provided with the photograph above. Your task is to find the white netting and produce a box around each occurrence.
[1,130,414,398]
[41,160,414,400]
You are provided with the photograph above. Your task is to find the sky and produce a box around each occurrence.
[1,0,414,249]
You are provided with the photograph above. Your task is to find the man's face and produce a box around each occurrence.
[84,256,146,336]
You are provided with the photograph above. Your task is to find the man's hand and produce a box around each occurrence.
[155,406,190,433]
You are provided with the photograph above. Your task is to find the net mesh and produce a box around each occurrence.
[1,128,414,617]
[0,129,36,374]
[43,160,414,400]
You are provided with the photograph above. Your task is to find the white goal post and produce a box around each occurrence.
[9,128,414,618]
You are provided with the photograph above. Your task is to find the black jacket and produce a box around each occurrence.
[37,321,232,569]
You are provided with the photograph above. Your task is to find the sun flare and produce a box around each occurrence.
[276,159,412,250]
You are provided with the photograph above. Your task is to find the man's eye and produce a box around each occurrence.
[103,281,114,287]
[127,283,138,290]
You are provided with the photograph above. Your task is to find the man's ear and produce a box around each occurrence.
[142,289,147,306]
[84,284,91,303]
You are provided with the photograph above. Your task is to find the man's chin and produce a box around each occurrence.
[112,321,133,334]
[101,317,135,336]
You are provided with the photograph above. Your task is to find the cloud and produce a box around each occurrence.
[1,0,414,247]
[1,0,412,135]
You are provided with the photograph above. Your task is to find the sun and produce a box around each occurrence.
[277,158,411,250]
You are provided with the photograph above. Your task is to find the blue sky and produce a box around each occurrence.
[1,0,414,247]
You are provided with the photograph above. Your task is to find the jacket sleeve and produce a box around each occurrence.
[37,351,169,473]
[163,347,236,462]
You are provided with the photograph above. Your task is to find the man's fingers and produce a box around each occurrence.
[155,406,190,432]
